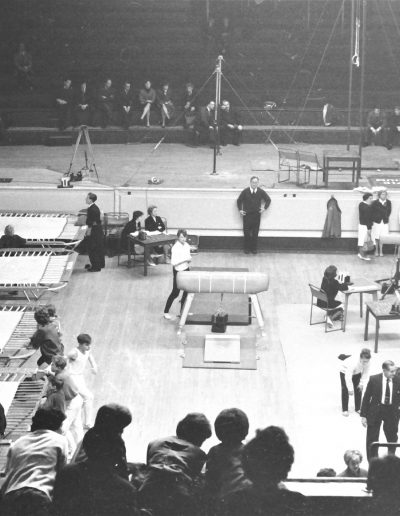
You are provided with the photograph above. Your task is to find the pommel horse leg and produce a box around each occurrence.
[250,294,266,337]
[177,293,195,335]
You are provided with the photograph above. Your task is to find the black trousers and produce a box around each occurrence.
[243,212,261,252]
[1,487,52,516]
[164,267,189,314]
[57,104,72,130]
[87,225,105,270]
[120,108,132,129]
[98,103,113,128]
[386,127,400,147]
[340,372,361,411]
[220,126,242,145]
[366,405,399,461]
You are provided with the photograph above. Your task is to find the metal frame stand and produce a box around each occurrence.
[67,125,99,182]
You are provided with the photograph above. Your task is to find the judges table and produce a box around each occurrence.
[342,277,381,331]
[364,298,400,353]
[322,151,361,187]
[127,233,176,276]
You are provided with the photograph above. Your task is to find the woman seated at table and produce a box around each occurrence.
[145,205,170,263]
[120,210,157,266]
[317,265,349,327]
[0,224,26,248]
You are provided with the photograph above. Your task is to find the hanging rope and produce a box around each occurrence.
[294,0,346,128]
[352,0,361,67]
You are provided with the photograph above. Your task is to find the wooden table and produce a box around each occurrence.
[322,151,361,187]
[364,299,400,352]
[127,233,176,276]
[342,278,380,331]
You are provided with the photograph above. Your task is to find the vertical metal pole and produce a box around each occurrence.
[212,55,223,175]
[347,0,355,150]
[358,0,367,163]
[206,0,210,24]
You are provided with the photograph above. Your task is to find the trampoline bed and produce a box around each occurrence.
[0,212,87,248]
[0,249,78,301]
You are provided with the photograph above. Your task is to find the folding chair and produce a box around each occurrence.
[309,283,344,332]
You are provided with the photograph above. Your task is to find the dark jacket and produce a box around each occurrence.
[0,234,26,248]
[220,107,241,128]
[118,87,133,109]
[145,215,165,232]
[236,187,271,215]
[30,325,63,359]
[359,202,373,229]
[86,203,102,228]
[360,373,400,425]
[371,199,392,224]
[196,106,214,129]
[0,402,6,436]
[317,277,348,309]
[56,86,74,106]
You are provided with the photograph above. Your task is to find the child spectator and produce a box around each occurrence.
[27,308,64,368]
[67,334,97,429]
[206,408,251,514]
[45,304,62,336]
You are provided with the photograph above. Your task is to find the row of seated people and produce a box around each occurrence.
[55,78,243,145]
[1,403,399,516]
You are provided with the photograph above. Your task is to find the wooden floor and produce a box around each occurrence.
[52,248,398,476]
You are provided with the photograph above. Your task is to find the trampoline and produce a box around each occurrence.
[0,211,87,249]
[0,249,78,301]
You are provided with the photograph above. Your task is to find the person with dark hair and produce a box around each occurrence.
[27,307,64,367]
[337,449,367,478]
[0,224,26,248]
[14,43,33,91]
[55,78,73,131]
[0,402,6,438]
[52,427,139,516]
[67,334,97,429]
[118,80,133,129]
[386,106,400,150]
[317,265,348,327]
[0,408,67,516]
[358,192,373,260]
[163,229,192,319]
[156,82,174,128]
[361,360,400,461]
[97,78,114,128]
[183,82,197,130]
[121,210,144,252]
[138,412,212,516]
[223,426,306,516]
[339,348,372,417]
[139,80,156,127]
[74,81,92,127]
[193,100,215,146]
[316,468,336,477]
[145,205,170,263]
[72,403,132,479]
[364,107,385,146]
[371,189,391,257]
[367,455,400,515]
[237,176,271,255]
[206,408,251,514]
[220,100,243,146]
[85,192,105,272]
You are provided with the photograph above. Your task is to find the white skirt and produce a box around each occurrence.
[357,224,369,246]
[372,221,389,241]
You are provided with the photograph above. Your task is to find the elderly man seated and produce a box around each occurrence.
[0,225,26,248]
[220,100,243,146]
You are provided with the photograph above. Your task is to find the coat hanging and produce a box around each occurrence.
[322,196,342,238]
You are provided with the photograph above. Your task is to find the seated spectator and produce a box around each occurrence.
[72,403,132,480]
[26,307,64,368]
[367,455,400,515]
[156,82,175,128]
[74,81,92,127]
[139,80,156,127]
[145,205,169,263]
[337,449,368,478]
[0,224,26,248]
[220,100,243,146]
[118,80,133,130]
[52,426,139,516]
[0,408,67,516]
[317,265,348,327]
[316,468,336,477]
[223,426,307,516]
[14,42,33,91]
[0,401,6,438]
[364,107,384,146]
[385,106,400,150]
[55,78,73,131]
[183,82,197,129]
[120,210,145,252]
[206,408,251,514]
[194,100,216,146]
[322,102,338,127]
[97,78,114,129]
[138,412,212,516]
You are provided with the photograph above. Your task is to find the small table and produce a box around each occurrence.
[322,151,361,187]
[127,233,176,276]
[364,299,400,353]
[342,277,380,331]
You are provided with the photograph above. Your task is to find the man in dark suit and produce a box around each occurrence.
[97,78,115,129]
[55,78,73,130]
[85,192,105,272]
[385,106,400,150]
[236,176,271,254]
[220,99,243,146]
[193,100,215,146]
[74,81,92,127]
[360,360,400,461]
[118,81,133,130]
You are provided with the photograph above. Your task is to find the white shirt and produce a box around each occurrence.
[340,356,371,391]
[171,241,191,271]
[68,347,97,376]
[251,188,257,194]
[381,375,393,404]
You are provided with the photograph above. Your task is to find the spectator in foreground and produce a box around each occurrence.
[337,449,368,478]
[52,425,139,516]
[206,408,251,514]
[0,408,67,516]
[0,224,26,248]
[138,412,212,516]
[316,468,336,477]
[367,455,400,516]
[14,42,33,91]
[223,426,307,516]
